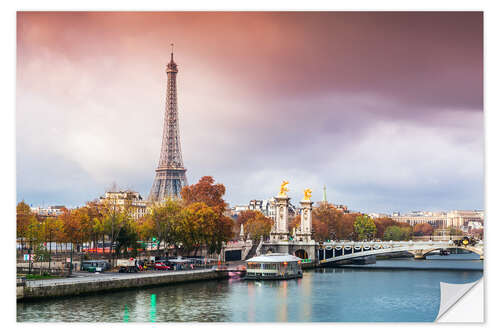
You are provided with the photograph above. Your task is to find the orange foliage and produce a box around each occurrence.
[413,223,433,236]
[180,176,226,214]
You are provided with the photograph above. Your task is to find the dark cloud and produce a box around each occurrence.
[16,12,483,212]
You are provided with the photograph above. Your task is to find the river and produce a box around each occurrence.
[16,253,483,322]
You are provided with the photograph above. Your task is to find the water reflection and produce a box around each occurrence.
[18,256,483,322]
[150,294,156,322]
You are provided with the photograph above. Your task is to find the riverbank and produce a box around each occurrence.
[18,269,228,302]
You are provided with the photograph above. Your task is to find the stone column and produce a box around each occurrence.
[271,195,290,242]
[299,200,313,242]
[239,223,245,241]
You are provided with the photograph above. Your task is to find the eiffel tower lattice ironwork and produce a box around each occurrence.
[149,45,188,202]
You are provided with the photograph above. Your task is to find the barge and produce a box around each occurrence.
[245,253,303,280]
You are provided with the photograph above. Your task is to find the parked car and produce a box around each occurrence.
[154,262,171,270]
[81,260,111,272]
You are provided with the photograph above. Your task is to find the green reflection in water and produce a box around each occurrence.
[123,305,129,322]
[150,294,157,322]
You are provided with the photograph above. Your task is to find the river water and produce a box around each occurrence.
[17,254,483,322]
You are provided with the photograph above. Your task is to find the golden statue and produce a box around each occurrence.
[303,188,312,201]
[278,181,289,196]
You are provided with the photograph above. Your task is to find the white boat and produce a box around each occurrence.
[245,253,303,280]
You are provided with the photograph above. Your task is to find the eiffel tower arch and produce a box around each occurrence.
[149,46,188,202]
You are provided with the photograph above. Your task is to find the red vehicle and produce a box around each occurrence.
[154,262,171,270]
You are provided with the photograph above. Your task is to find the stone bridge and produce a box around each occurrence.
[317,240,484,265]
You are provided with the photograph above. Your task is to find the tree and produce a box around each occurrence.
[353,215,377,241]
[180,176,233,255]
[115,218,139,256]
[413,223,433,236]
[289,215,301,233]
[17,201,34,252]
[136,215,155,244]
[60,209,84,251]
[338,213,357,240]
[313,203,343,241]
[383,225,413,241]
[447,227,464,236]
[176,202,217,255]
[149,198,183,255]
[101,198,130,262]
[373,217,405,239]
[311,215,328,241]
[243,211,273,242]
[180,176,227,213]
[207,214,234,254]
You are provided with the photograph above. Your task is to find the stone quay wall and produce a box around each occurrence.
[19,269,228,301]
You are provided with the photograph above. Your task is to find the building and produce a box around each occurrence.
[368,213,390,219]
[391,210,483,229]
[149,45,188,201]
[98,191,148,220]
[30,205,66,218]
[391,211,448,228]
[446,210,484,229]
[461,221,483,234]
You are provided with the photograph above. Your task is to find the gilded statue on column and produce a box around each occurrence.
[278,181,289,196]
[303,188,312,201]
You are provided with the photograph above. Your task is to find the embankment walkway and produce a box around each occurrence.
[18,269,228,301]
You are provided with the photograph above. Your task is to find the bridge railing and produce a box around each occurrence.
[316,240,483,263]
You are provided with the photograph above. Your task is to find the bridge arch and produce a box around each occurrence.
[294,249,309,259]
[420,246,483,257]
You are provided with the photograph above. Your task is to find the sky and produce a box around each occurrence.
[16,11,484,213]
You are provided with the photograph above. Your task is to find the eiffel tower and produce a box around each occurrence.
[149,45,188,202]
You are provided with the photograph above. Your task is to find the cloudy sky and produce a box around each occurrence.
[16,11,483,213]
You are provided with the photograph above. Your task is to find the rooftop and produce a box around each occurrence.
[246,253,301,263]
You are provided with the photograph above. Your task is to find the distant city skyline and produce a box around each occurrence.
[17,12,483,213]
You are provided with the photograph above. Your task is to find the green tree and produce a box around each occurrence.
[116,218,139,256]
[353,215,376,241]
[149,198,183,255]
[383,225,413,241]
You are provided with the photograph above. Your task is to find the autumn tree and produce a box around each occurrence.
[85,200,105,253]
[180,176,227,213]
[60,209,84,252]
[136,215,155,246]
[289,215,301,233]
[100,197,131,261]
[337,213,357,240]
[313,203,343,240]
[17,201,35,252]
[206,212,234,254]
[243,211,273,242]
[413,223,433,236]
[311,215,328,241]
[180,176,233,253]
[353,215,377,241]
[176,202,218,255]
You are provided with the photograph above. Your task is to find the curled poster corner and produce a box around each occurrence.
[435,278,483,322]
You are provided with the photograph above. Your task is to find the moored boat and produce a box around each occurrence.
[245,253,303,280]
